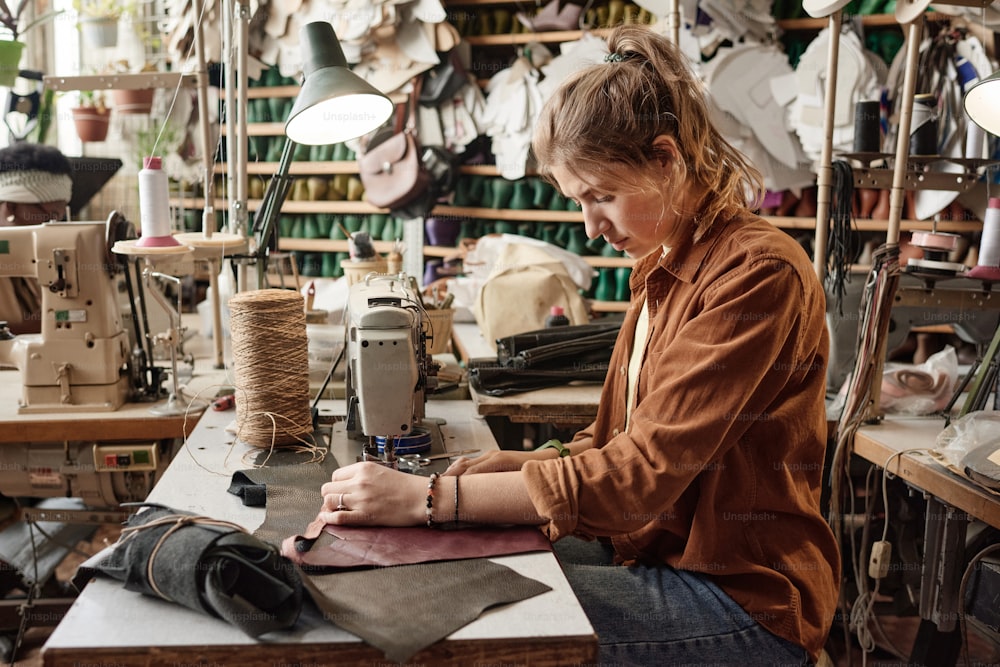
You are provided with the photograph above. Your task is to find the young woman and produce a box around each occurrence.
[0,142,73,334]
[320,25,839,665]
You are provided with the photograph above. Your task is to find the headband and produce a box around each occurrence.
[0,170,73,204]
[604,52,625,63]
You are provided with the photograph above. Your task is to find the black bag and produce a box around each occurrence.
[469,320,622,396]
[419,49,468,107]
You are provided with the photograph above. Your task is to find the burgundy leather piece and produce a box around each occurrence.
[282,517,551,569]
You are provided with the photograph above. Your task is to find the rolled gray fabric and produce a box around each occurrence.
[75,504,302,638]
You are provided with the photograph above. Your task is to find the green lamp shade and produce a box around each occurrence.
[964,71,1000,137]
[284,22,394,145]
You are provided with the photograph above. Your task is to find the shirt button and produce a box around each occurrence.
[620,365,626,375]
[613,429,620,436]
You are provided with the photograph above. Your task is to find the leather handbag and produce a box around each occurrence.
[358,78,432,211]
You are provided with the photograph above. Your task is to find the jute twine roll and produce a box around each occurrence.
[229,288,313,447]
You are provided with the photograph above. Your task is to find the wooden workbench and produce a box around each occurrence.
[41,400,599,666]
[851,415,1000,665]
[853,416,1000,529]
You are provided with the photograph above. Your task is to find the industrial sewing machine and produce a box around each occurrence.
[828,271,1000,393]
[0,216,195,508]
[0,219,132,412]
[343,273,440,468]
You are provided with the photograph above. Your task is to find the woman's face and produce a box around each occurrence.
[550,164,678,260]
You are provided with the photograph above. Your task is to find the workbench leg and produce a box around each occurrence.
[485,415,524,450]
[913,497,968,667]
[909,619,961,667]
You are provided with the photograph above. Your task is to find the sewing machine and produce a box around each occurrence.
[0,220,132,413]
[344,273,439,467]
[828,271,1000,392]
[0,218,209,508]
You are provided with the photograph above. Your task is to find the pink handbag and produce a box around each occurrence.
[357,78,432,211]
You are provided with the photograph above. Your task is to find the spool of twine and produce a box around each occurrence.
[229,289,313,447]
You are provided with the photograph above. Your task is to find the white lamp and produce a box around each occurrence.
[254,21,394,287]
[964,71,1000,137]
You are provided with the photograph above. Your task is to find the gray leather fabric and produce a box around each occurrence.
[301,558,552,663]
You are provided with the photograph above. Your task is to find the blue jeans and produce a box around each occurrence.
[554,537,809,667]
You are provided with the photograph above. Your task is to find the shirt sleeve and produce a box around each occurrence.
[523,253,823,540]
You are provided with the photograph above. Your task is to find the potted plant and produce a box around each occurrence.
[72,0,136,48]
[0,1,62,86]
[107,59,158,115]
[71,90,111,142]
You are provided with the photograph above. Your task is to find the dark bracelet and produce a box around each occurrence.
[453,474,460,526]
[425,472,439,527]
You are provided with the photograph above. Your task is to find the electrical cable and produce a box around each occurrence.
[826,160,858,317]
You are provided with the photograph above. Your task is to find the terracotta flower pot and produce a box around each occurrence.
[111,88,154,114]
[71,106,111,142]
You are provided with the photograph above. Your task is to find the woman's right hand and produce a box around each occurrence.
[444,448,554,476]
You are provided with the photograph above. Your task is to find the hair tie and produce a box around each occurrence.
[604,52,624,63]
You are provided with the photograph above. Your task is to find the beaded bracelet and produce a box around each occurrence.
[425,472,440,527]
[453,474,460,526]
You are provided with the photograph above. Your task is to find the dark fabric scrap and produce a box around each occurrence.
[227,450,340,548]
[301,558,552,664]
[74,504,302,638]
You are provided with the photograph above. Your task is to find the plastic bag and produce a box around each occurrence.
[934,410,1000,470]
[879,345,958,415]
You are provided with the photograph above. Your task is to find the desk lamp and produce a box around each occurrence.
[252,21,394,288]
[963,71,1000,138]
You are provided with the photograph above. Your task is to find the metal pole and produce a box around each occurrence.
[886,18,924,246]
[193,0,224,368]
[813,10,843,281]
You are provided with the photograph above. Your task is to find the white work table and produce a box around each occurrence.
[41,400,598,667]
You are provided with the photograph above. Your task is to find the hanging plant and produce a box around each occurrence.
[71,90,111,143]
[72,0,138,48]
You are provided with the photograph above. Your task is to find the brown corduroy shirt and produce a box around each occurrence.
[522,211,840,661]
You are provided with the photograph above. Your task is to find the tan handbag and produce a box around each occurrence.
[357,78,432,211]
[473,243,591,350]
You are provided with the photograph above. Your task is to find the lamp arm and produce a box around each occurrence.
[253,136,298,289]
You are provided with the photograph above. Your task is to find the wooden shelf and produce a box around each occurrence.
[173,197,383,214]
[43,72,197,91]
[770,216,983,233]
[215,161,359,176]
[464,28,611,46]
[775,11,953,32]
[174,198,984,235]
[247,85,300,99]
[278,238,453,259]
[589,300,629,312]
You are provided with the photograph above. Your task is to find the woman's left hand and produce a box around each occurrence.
[318,461,426,526]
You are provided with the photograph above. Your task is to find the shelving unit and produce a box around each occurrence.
[171,7,993,312]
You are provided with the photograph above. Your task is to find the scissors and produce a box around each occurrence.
[398,448,480,469]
